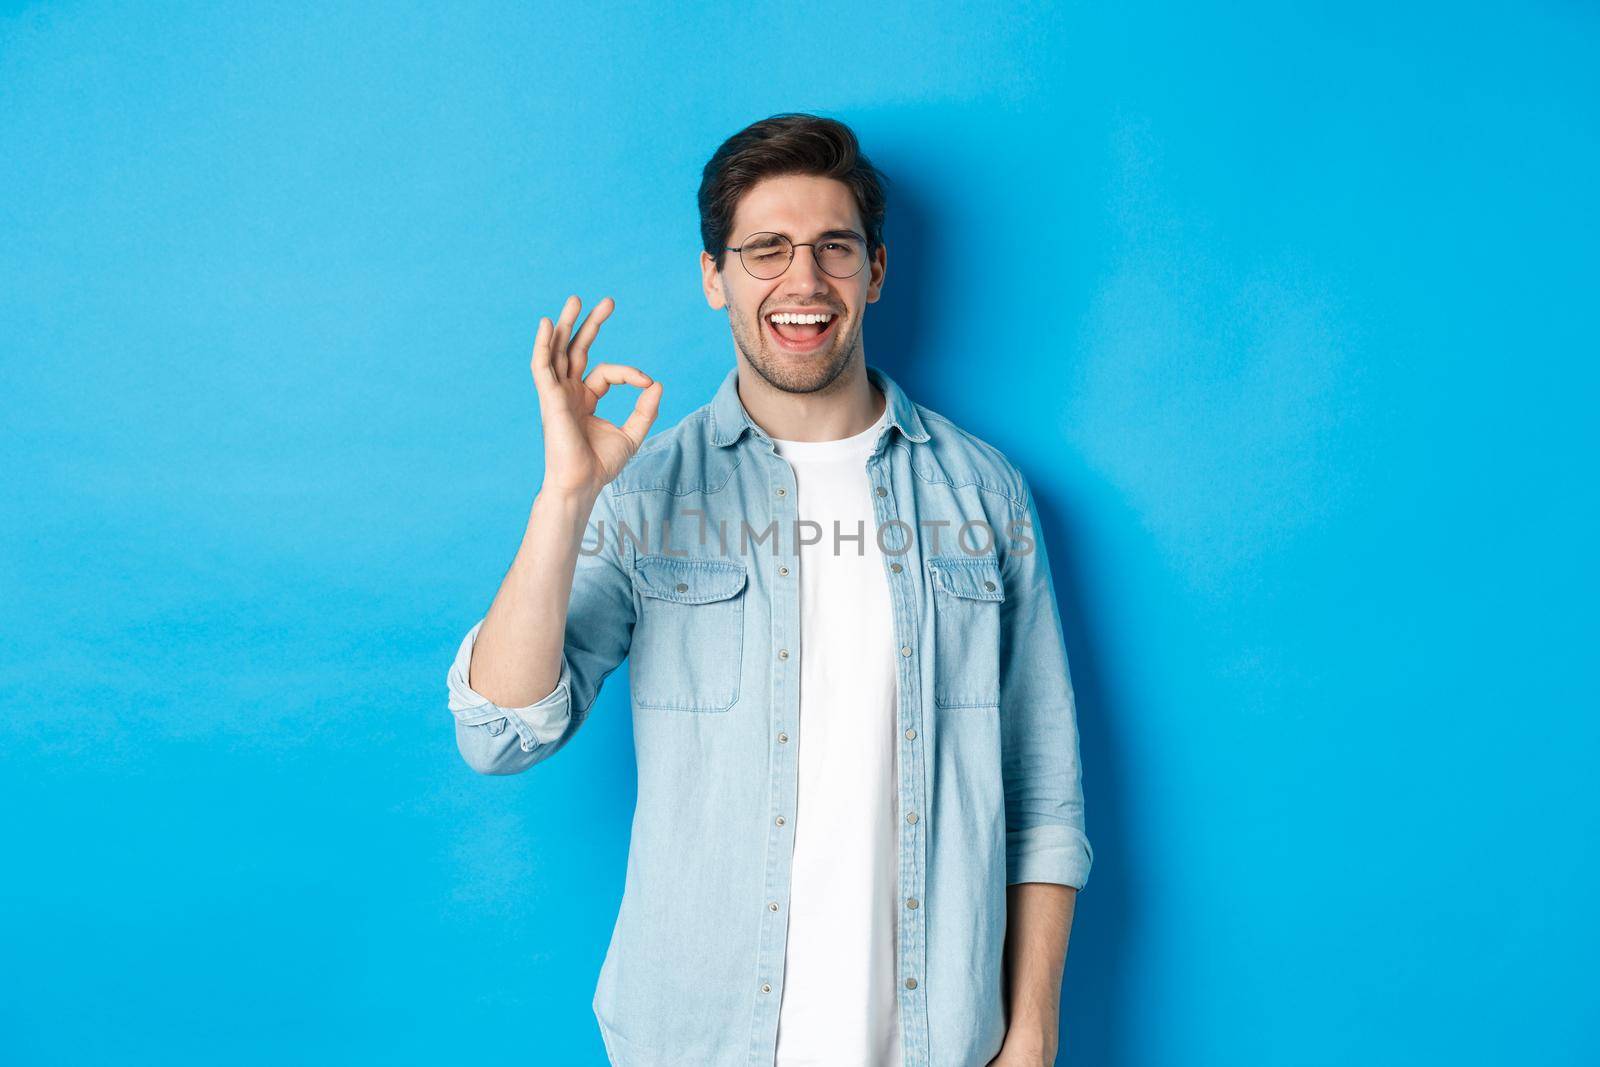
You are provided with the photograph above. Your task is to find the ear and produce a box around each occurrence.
[701,251,727,310]
[865,242,887,304]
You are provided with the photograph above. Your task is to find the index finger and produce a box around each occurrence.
[583,362,654,403]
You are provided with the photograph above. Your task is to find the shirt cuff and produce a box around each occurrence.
[1006,825,1094,890]
[446,619,574,753]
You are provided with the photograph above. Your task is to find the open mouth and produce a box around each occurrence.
[765,310,840,353]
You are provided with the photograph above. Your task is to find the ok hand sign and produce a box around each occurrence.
[530,294,664,496]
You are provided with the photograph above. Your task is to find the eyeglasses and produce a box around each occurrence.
[725,231,868,280]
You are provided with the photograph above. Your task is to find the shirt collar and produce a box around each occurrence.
[708,362,931,448]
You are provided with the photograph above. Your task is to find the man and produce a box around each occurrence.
[446,113,1093,1067]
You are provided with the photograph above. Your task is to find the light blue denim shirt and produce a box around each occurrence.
[446,363,1093,1067]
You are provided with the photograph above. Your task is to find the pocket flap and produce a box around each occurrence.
[634,555,748,603]
[927,555,1005,601]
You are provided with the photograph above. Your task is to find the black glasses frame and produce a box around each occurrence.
[724,231,869,280]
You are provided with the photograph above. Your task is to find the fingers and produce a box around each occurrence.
[529,315,555,391]
[537,294,613,382]
[566,295,614,379]
[583,363,663,452]
[550,294,581,378]
[583,362,654,402]
[618,380,665,452]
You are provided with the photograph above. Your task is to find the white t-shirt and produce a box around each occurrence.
[770,398,902,1067]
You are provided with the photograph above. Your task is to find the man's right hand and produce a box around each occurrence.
[531,294,664,496]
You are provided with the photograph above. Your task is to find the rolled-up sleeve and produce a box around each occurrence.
[998,470,1094,889]
[446,482,637,776]
[447,621,579,774]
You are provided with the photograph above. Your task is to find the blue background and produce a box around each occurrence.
[3,2,1595,1064]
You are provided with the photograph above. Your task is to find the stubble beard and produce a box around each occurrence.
[732,305,863,396]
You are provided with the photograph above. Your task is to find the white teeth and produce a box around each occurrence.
[768,312,834,325]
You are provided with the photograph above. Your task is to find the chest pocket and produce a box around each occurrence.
[630,555,748,712]
[927,555,1006,707]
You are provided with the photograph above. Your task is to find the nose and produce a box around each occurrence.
[782,243,827,287]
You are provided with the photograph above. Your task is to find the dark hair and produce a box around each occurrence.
[699,112,890,273]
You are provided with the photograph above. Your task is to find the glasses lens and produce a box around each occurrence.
[740,233,792,279]
[816,237,865,278]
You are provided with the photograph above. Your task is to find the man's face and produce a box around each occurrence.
[701,173,886,395]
